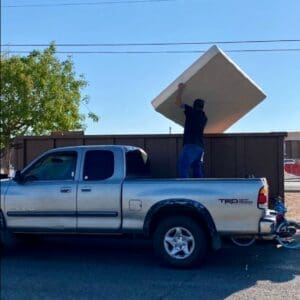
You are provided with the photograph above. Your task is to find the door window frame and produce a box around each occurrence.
[21,150,80,183]
[81,149,115,182]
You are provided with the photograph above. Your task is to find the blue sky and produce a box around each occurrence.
[2,0,300,135]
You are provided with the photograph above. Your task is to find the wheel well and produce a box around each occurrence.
[148,205,211,242]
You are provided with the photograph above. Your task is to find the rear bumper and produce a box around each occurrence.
[259,210,276,234]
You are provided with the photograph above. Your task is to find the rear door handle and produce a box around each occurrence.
[60,187,72,193]
[81,187,92,192]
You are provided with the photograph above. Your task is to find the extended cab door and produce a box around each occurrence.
[5,150,78,231]
[77,148,123,231]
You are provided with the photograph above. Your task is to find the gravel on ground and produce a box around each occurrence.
[285,192,300,221]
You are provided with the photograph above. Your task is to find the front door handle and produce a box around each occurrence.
[81,187,92,192]
[60,187,72,193]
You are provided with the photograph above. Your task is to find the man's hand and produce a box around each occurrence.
[176,83,185,107]
[178,83,185,92]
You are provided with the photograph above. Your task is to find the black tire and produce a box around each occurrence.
[153,216,208,268]
[0,230,15,249]
[0,231,5,248]
[0,212,16,251]
[14,233,41,244]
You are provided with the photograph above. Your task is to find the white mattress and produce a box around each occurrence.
[151,45,266,133]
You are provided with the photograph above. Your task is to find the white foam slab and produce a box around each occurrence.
[151,46,266,133]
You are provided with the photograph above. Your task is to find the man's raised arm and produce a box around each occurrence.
[175,83,185,108]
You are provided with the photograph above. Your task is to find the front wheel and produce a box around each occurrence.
[0,230,16,249]
[276,221,300,249]
[153,216,208,268]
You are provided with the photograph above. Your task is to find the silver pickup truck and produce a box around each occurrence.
[0,145,276,267]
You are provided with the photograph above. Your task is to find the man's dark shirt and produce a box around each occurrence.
[183,104,207,147]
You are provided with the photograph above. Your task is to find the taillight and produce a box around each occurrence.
[258,186,268,208]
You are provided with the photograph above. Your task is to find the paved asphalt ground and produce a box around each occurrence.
[0,236,299,300]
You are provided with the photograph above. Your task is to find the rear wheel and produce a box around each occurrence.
[276,221,300,249]
[153,216,208,268]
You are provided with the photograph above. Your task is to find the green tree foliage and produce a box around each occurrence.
[0,44,98,150]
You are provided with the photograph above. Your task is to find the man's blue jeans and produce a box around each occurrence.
[178,144,204,178]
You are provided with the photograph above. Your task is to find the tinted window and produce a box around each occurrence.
[83,150,114,181]
[126,150,150,178]
[23,152,77,181]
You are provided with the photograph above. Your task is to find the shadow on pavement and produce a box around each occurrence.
[1,237,300,299]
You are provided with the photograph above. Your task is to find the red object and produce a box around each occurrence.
[284,162,300,176]
[258,187,268,208]
[258,194,268,204]
[276,214,284,224]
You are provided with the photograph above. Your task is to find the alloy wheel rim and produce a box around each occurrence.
[163,226,195,260]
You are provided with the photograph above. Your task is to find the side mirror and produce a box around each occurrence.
[13,170,24,184]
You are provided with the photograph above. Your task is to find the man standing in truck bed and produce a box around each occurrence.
[175,83,207,178]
